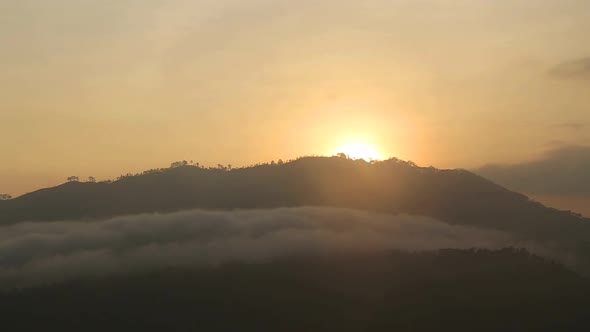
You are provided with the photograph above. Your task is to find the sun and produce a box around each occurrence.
[335,143,383,161]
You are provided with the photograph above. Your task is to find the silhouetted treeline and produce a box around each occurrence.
[1,248,588,332]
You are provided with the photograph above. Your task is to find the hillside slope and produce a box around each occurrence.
[1,157,588,246]
[1,249,588,332]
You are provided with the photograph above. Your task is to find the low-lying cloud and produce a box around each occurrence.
[548,57,590,80]
[476,145,590,196]
[0,207,534,289]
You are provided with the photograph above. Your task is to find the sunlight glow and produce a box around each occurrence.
[336,143,383,161]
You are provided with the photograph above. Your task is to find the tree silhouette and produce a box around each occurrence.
[88,176,96,183]
[0,194,12,200]
[67,176,79,182]
[170,161,188,168]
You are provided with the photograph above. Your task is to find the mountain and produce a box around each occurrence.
[2,249,589,332]
[474,145,590,217]
[2,158,590,331]
[1,156,588,249]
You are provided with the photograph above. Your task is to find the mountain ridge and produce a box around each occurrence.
[1,156,588,245]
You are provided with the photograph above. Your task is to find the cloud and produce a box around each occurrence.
[0,207,523,289]
[548,57,590,80]
[476,145,590,196]
[549,122,586,132]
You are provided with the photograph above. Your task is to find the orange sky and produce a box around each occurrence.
[1,0,590,196]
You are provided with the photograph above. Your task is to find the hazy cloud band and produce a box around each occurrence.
[0,207,531,289]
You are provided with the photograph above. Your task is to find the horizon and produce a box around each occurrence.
[4,152,589,218]
[4,147,589,217]
[3,154,422,196]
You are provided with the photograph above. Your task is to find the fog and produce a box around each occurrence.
[0,207,541,289]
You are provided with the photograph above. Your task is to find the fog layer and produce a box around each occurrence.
[0,207,526,288]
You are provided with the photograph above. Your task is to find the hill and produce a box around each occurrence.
[1,249,588,332]
[1,156,588,248]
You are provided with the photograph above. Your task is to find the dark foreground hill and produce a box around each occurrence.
[1,249,589,332]
[1,157,588,244]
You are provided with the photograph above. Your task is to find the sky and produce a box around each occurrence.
[1,0,590,196]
